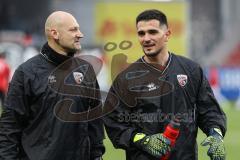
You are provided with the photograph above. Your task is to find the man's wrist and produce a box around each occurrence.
[133,133,146,143]
[209,128,223,138]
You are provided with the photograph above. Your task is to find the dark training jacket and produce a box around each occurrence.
[104,53,226,160]
[0,43,105,160]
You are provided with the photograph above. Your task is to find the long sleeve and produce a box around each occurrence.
[196,67,227,136]
[87,67,105,159]
[0,67,30,159]
[103,79,137,150]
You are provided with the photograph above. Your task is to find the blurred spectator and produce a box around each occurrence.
[0,50,10,106]
[208,67,227,104]
[23,46,38,62]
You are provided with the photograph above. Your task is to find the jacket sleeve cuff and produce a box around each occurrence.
[90,142,105,159]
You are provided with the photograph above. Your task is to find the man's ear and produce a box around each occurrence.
[51,29,59,39]
[164,29,171,42]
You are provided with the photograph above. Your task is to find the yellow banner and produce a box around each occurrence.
[95,2,188,81]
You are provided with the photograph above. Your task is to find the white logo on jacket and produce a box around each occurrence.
[48,75,56,83]
[147,83,157,91]
[73,72,84,84]
[177,74,188,87]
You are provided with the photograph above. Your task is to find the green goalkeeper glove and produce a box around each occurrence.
[201,128,226,160]
[133,133,171,158]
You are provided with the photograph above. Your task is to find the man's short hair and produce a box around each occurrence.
[136,9,168,28]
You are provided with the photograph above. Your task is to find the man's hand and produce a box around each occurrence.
[133,133,171,158]
[201,128,226,160]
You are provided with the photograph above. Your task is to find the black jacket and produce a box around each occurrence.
[104,53,226,160]
[0,43,105,160]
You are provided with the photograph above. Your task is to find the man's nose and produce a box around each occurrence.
[76,30,84,38]
[143,34,151,42]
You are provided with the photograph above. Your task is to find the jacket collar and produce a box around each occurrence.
[40,43,74,65]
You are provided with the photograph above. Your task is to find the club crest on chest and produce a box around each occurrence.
[177,74,188,87]
[73,72,84,84]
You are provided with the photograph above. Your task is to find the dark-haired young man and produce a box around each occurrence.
[104,9,226,160]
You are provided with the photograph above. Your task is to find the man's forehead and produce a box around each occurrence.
[59,17,79,29]
[137,20,160,30]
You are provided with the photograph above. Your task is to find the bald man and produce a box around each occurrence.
[0,11,105,160]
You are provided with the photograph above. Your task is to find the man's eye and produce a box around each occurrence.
[70,27,79,32]
[148,30,158,34]
[138,31,145,36]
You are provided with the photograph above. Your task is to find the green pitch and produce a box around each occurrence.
[103,104,239,160]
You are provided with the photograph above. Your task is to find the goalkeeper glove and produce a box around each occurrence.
[133,133,171,158]
[201,128,226,160]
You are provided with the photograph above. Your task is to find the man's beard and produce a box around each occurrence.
[64,47,77,57]
[143,47,163,57]
[57,40,79,57]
